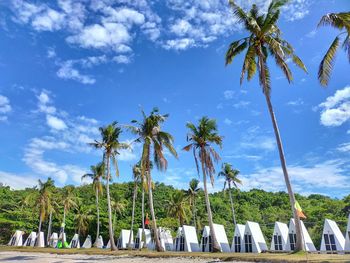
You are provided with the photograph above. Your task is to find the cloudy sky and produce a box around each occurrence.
[0,0,349,197]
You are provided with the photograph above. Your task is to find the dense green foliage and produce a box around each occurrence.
[0,182,348,249]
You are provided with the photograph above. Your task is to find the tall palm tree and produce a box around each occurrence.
[128,162,142,249]
[186,179,200,229]
[128,108,178,252]
[183,117,223,252]
[60,186,77,248]
[218,163,241,227]
[46,193,59,246]
[317,12,350,86]
[82,162,105,247]
[74,200,93,237]
[225,0,307,251]
[25,178,55,247]
[90,122,129,251]
[167,190,189,226]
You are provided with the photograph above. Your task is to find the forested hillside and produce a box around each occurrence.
[0,182,349,249]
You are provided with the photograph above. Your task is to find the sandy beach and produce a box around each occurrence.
[0,251,248,263]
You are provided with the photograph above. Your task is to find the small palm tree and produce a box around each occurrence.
[25,178,55,247]
[183,117,223,252]
[218,163,242,227]
[167,190,189,226]
[111,198,126,234]
[74,200,93,237]
[128,162,142,249]
[128,108,178,252]
[186,179,200,229]
[90,121,129,251]
[225,0,307,251]
[318,12,350,86]
[82,162,105,247]
[60,186,77,247]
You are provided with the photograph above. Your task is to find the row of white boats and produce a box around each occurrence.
[8,215,350,253]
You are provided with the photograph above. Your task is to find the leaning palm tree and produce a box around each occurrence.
[183,117,223,252]
[186,179,200,229]
[128,108,178,252]
[59,186,77,248]
[82,162,105,247]
[25,178,55,247]
[127,162,142,249]
[167,190,189,226]
[90,122,129,251]
[225,0,307,251]
[318,12,350,86]
[218,163,242,227]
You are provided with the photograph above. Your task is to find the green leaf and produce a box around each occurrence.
[318,36,340,86]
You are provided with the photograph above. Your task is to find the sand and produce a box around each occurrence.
[0,251,248,263]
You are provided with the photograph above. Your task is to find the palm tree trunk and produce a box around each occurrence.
[265,94,305,252]
[128,181,138,249]
[147,171,163,252]
[141,184,145,249]
[192,196,196,229]
[106,155,117,251]
[94,188,100,247]
[47,211,52,246]
[61,209,67,248]
[228,183,237,227]
[36,215,42,247]
[200,151,221,252]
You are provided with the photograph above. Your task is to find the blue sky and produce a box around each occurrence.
[0,0,349,197]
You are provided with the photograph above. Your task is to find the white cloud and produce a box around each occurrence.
[0,171,38,189]
[223,90,234,100]
[240,160,350,196]
[224,118,232,125]
[337,143,350,152]
[113,55,131,64]
[32,8,65,31]
[318,86,350,127]
[233,100,250,108]
[57,60,96,84]
[163,38,195,50]
[46,115,67,130]
[287,98,304,106]
[240,126,276,152]
[0,95,12,121]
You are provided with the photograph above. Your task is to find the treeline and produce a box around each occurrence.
[0,182,348,249]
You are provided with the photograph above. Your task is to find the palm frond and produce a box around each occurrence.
[225,39,248,65]
[318,36,340,86]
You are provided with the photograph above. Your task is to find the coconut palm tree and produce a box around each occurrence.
[186,179,200,229]
[225,0,307,251]
[74,200,93,237]
[128,108,178,252]
[46,193,59,246]
[318,12,350,86]
[183,117,223,252]
[128,162,142,249]
[90,121,129,250]
[60,186,77,248]
[218,163,241,227]
[167,190,189,226]
[81,162,105,247]
[25,178,55,247]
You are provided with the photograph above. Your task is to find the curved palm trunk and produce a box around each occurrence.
[265,94,305,252]
[36,215,42,247]
[94,188,100,247]
[47,211,52,246]
[147,172,163,252]
[106,156,117,251]
[228,184,237,227]
[128,182,138,249]
[200,152,221,253]
[141,184,145,249]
